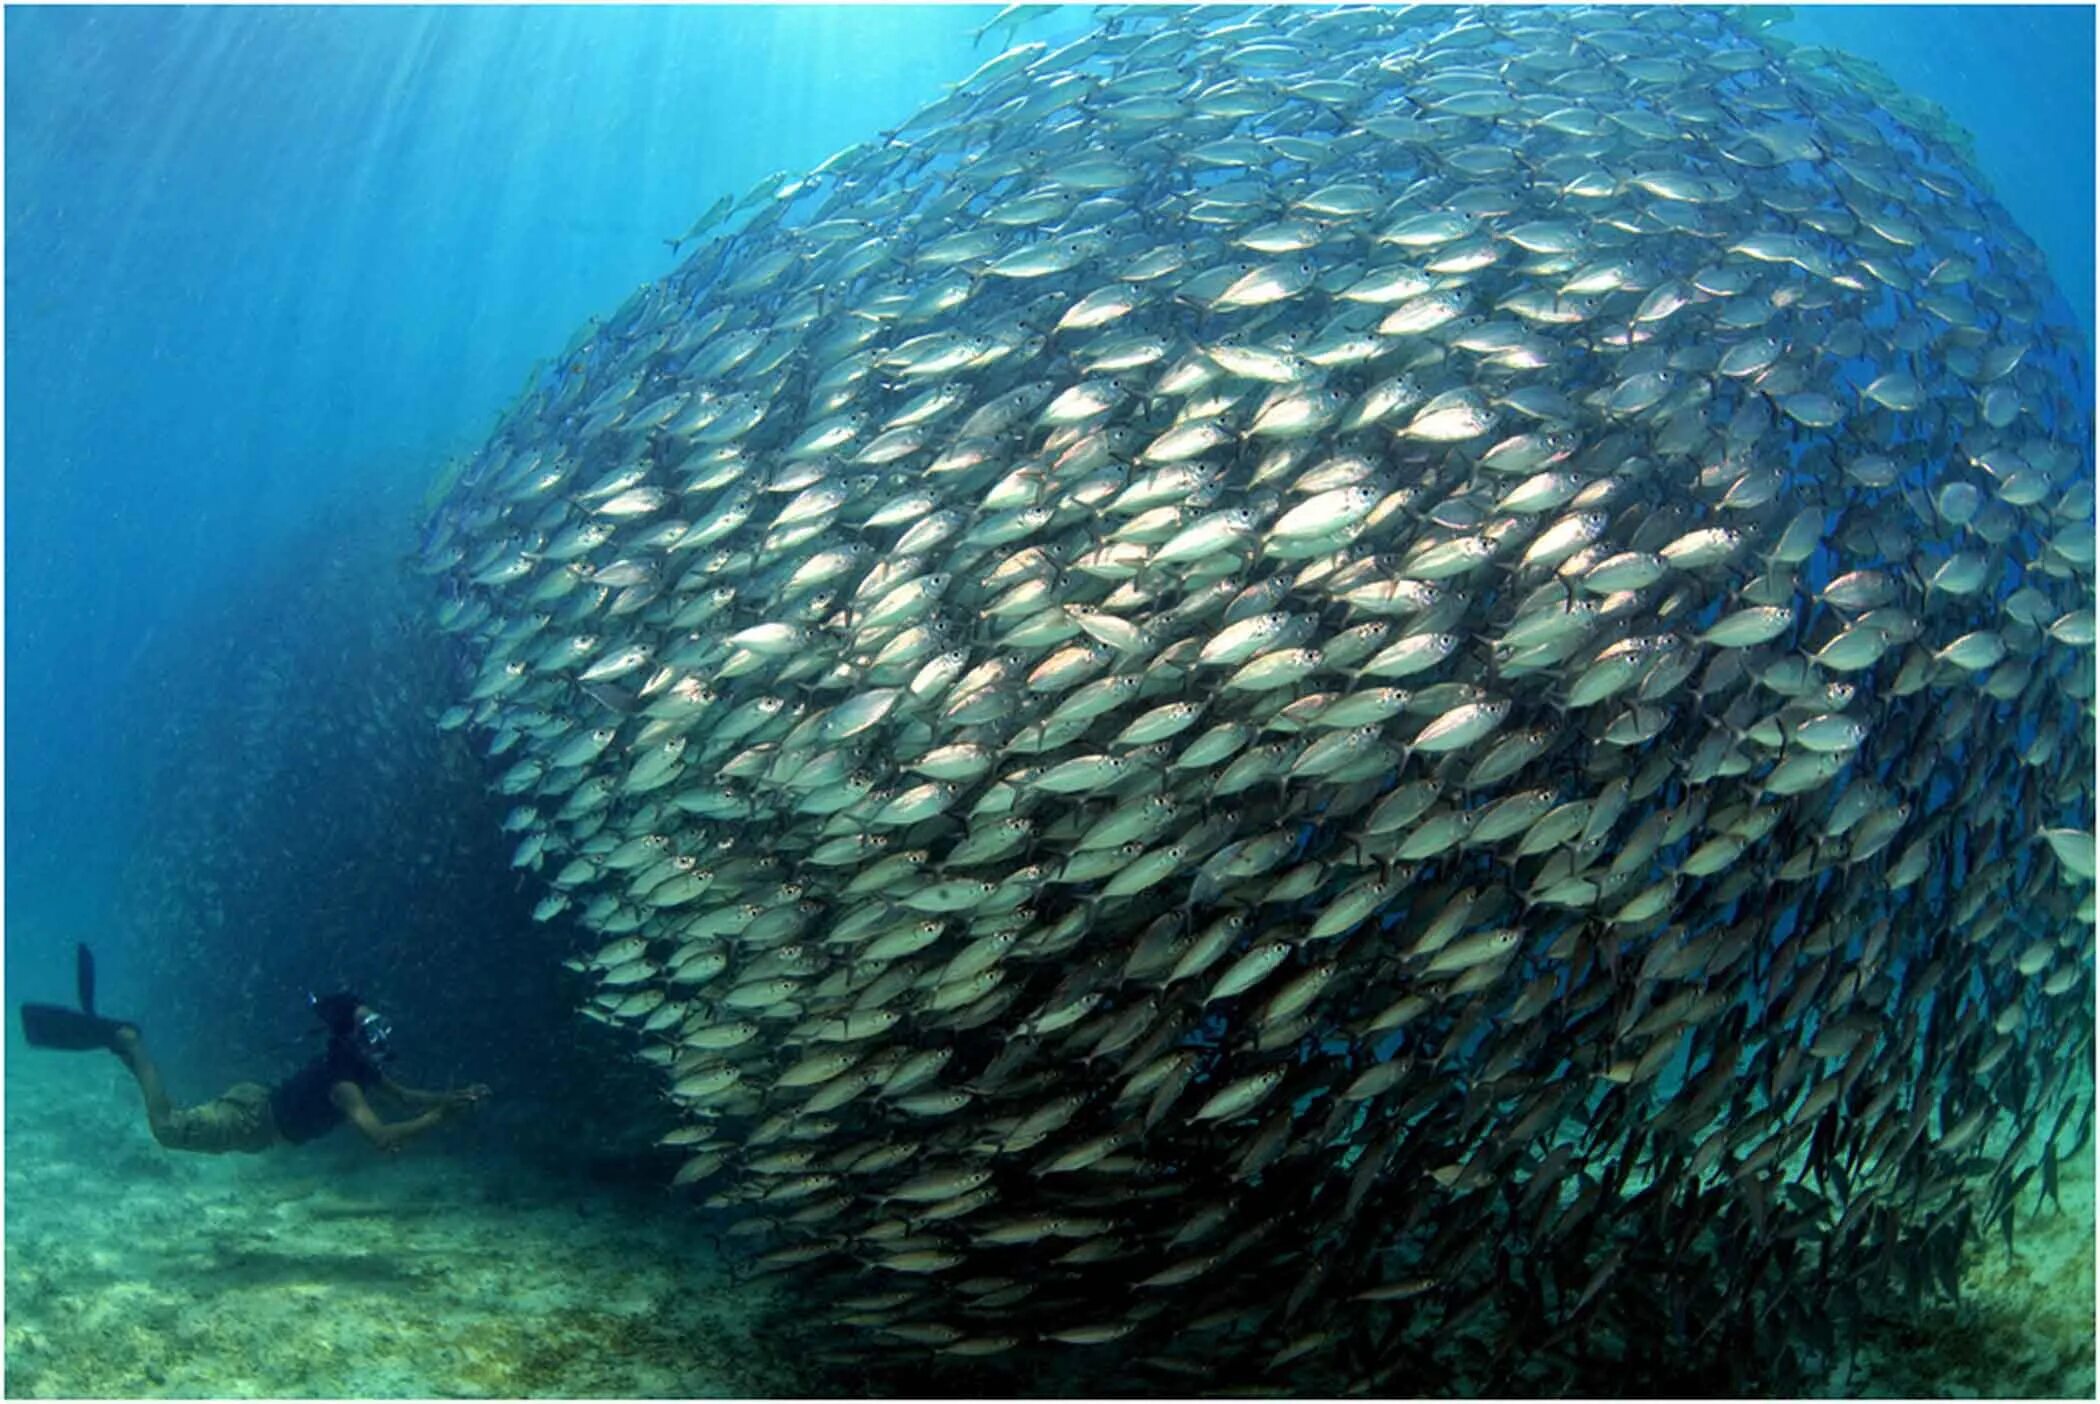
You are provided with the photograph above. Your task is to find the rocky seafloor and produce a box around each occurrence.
[4,1025,2092,1398]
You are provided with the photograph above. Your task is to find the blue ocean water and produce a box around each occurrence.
[7,7,1010,959]
[3,5,2094,1395]
[6,4,2091,978]
[1783,4,2095,338]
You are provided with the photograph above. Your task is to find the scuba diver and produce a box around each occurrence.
[21,945,490,1155]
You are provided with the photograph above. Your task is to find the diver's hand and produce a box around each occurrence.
[446,1084,492,1109]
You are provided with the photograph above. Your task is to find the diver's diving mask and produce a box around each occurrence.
[356,1009,395,1060]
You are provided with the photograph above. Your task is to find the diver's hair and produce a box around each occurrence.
[310,991,365,1041]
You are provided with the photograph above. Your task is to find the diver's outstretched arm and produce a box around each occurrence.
[332,1080,452,1154]
[379,1073,492,1109]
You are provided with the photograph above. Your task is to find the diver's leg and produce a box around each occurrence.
[110,1026,179,1143]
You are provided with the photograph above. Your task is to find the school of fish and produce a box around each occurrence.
[419,4,2097,1391]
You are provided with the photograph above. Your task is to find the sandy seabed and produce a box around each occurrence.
[5,1031,2093,1398]
[3,1039,814,1398]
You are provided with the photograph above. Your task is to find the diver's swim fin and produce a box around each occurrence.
[20,1003,129,1051]
[20,943,134,1051]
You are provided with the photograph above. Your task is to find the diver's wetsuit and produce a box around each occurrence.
[269,1042,386,1144]
[154,1041,383,1154]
